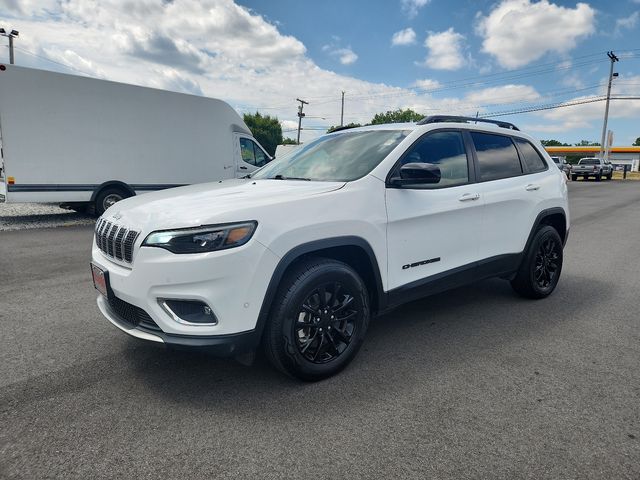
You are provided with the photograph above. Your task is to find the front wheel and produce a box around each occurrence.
[511,225,563,299]
[263,258,370,381]
[571,175,577,181]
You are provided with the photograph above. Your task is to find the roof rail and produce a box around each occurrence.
[416,115,520,131]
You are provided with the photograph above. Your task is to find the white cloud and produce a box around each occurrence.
[401,0,430,18]
[465,84,540,105]
[391,28,416,46]
[616,11,639,31]
[412,78,441,91]
[422,28,466,70]
[476,0,596,69]
[322,44,358,65]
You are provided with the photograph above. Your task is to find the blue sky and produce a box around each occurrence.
[1,0,639,144]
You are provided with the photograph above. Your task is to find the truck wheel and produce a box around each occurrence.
[607,172,613,180]
[596,173,602,182]
[95,186,131,216]
[571,175,577,181]
[263,257,370,381]
[511,225,563,299]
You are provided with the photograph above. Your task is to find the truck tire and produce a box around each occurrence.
[95,186,131,216]
[606,172,613,180]
[511,225,563,299]
[571,175,577,181]
[595,172,602,181]
[263,257,370,381]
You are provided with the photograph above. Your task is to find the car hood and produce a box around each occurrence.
[103,179,346,231]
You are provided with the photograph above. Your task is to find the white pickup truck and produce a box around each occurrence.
[571,157,613,181]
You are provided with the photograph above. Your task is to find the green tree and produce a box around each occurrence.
[540,139,570,146]
[243,112,282,156]
[633,137,640,146]
[370,108,424,125]
[326,123,362,133]
[281,137,298,145]
[574,140,600,146]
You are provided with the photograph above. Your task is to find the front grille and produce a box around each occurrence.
[107,295,162,332]
[95,218,140,263]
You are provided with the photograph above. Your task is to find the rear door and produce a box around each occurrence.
[385,129,483,290]
[234,134,272,177]
[470,131,547,259]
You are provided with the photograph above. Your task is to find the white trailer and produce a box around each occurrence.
[0,64,272,214]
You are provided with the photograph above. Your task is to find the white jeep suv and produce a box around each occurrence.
[91,116,569,381]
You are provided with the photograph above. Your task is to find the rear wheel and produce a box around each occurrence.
[95,186,131,216]
[511,225,563,299]
[571,175,577,181]
[263,258,370,381]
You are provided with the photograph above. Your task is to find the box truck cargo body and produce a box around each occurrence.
[0,65,271,214]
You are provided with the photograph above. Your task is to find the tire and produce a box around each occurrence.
[571,175,577,181]
[95,186,131,216]
[263,257,370,381]
[511,225,563,299]
[595,173,601,182]
[607,172,613,180]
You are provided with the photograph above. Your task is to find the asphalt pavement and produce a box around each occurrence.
[1,180,639,479]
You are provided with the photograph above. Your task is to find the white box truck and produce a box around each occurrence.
[0,64,272,214]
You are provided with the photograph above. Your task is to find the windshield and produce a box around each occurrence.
[579,159,599,165]
[252,130,410,182]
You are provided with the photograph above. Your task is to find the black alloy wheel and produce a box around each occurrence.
[534,238,560,290]
[263,257,370,381]
[511,225,563,299]
[293,281,358,364]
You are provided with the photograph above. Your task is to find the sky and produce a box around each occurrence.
[0,0,639,144]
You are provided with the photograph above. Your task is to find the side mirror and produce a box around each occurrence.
[391,162,441,186]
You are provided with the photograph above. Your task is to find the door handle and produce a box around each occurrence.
[458,193,480,202]
[525,184,540,191]
[239,166,248,170]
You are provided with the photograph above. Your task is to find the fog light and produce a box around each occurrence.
[159,299,218,326]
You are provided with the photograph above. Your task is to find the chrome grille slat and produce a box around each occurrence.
[95,218,139,264]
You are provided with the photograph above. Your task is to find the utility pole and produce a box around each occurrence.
[599,51,619,161]
[0,28,19,64]
[340,91,345,127]
[296,98,308,145]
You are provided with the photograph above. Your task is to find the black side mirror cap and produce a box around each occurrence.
[390,162,441,186]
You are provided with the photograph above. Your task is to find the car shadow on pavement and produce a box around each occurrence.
[108,272,613,415]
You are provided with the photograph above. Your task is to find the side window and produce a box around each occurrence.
[471,132,522,181]
[253,143,268,167]
[515,138,548,173]
[398,131,469,188]
[239,138,257,165]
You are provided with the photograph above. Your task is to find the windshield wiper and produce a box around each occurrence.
[270,174,311,181]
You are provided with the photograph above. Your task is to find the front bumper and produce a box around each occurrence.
[97,296,260,355]
[91,236,280,345]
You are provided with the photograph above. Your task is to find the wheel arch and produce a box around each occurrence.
[525,207,568,251]
[255,236,385,339]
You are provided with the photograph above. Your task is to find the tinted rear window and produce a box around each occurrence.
[471,132,522,181]
[579,159,599,165]
[515,138,548,173]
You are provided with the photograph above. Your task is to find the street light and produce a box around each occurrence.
[0,28,19,64]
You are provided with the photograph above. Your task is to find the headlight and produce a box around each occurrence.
[142,221,257,254]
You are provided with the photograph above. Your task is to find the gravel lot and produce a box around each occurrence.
[0,202,95,231]
[1,181,639,479]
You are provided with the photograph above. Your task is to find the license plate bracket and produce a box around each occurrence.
[91,263,111,299]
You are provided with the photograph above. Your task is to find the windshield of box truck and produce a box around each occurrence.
[252,130,410,182]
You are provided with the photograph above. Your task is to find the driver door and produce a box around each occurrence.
[385,129,482,291]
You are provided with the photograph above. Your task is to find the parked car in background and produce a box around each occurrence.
[0,65,271,214]
[91,115,569,381]
[571,157,613,181]
[551,156,571,177]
